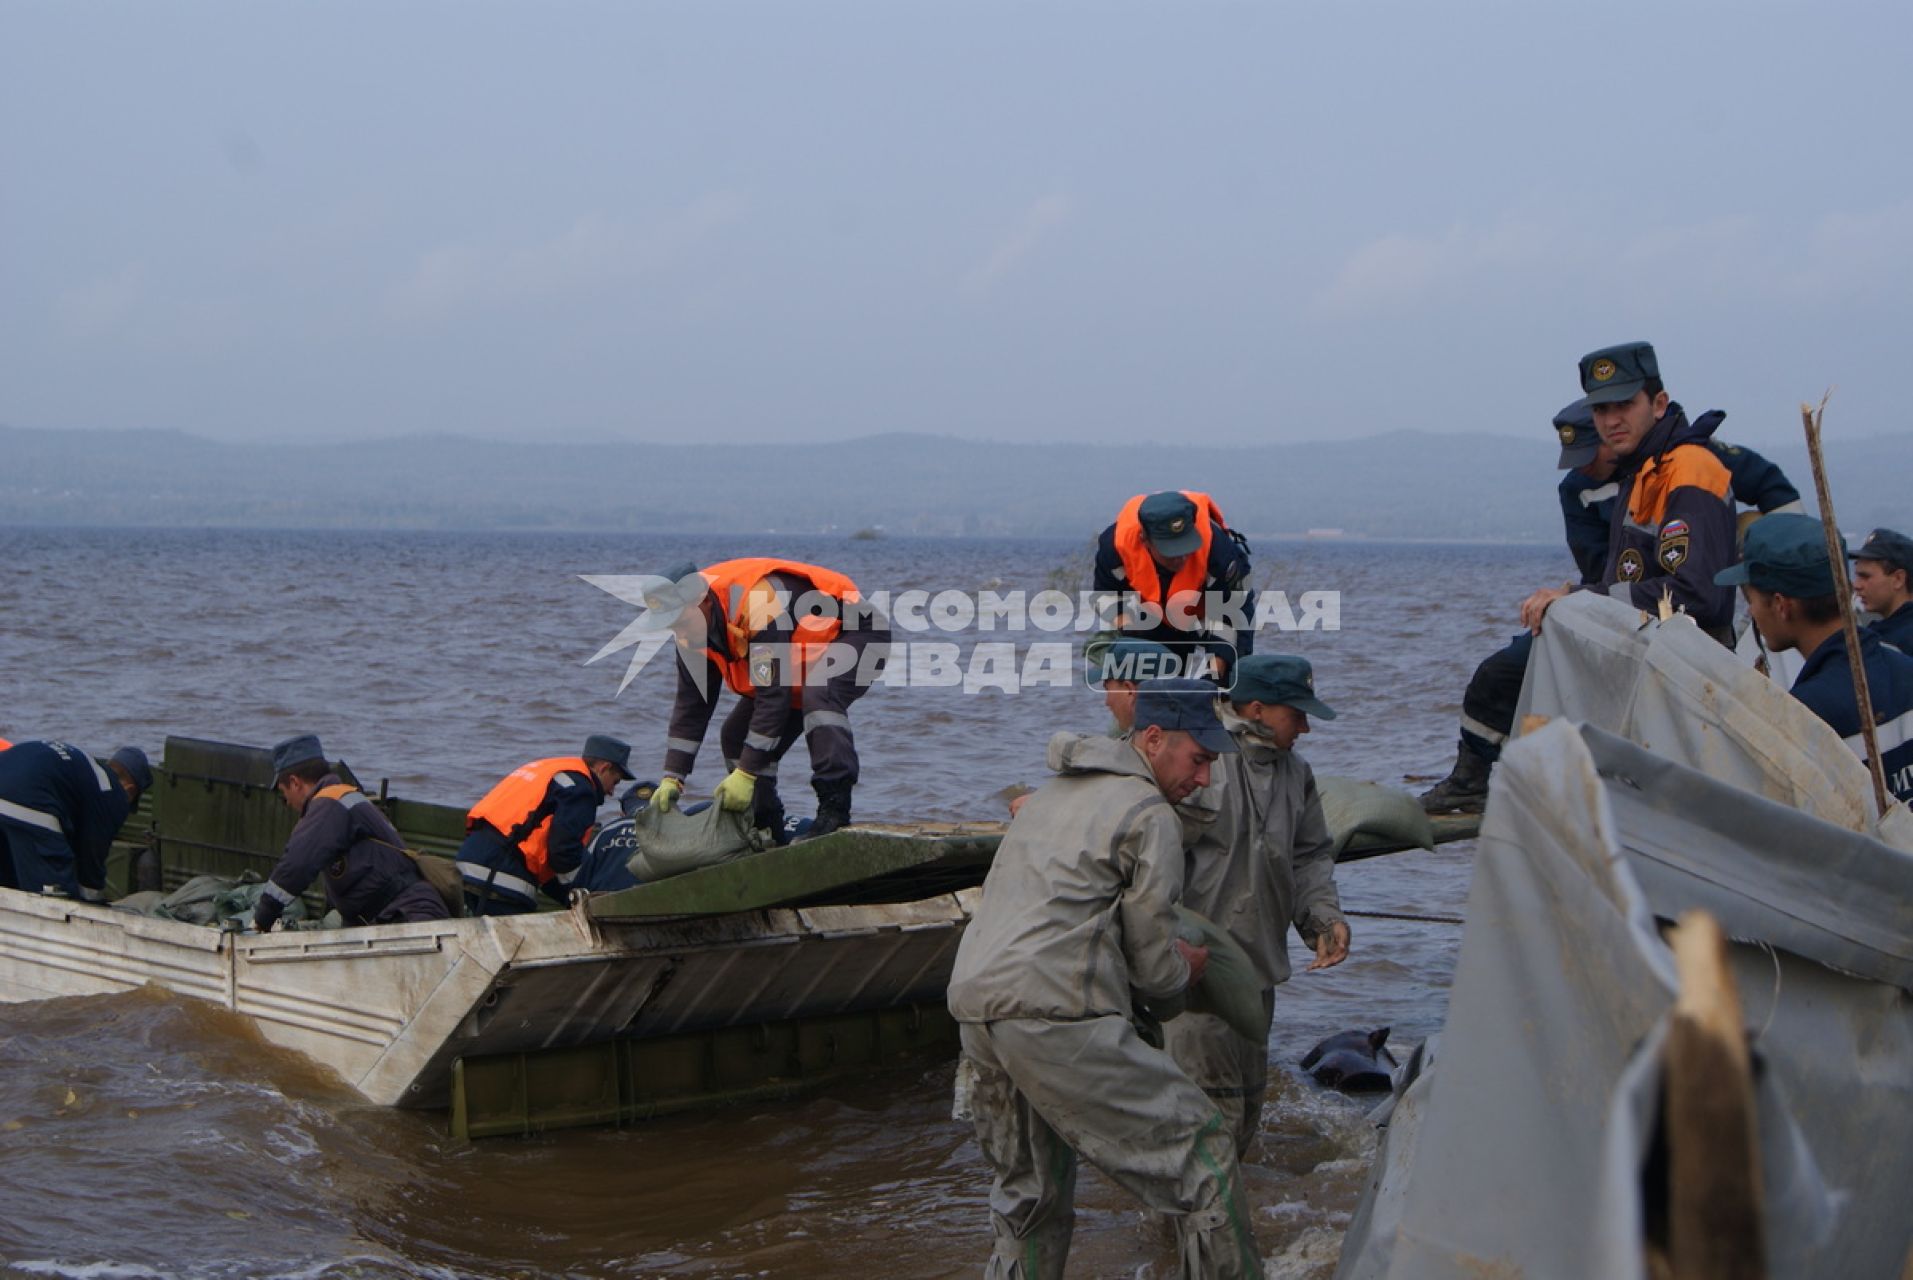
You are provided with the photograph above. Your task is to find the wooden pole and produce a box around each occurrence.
[1800,395,1893,816]
[1666,910,1766,1280]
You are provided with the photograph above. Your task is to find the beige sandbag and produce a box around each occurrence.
[1316,776,1436,857]
[627,802,761,882]
[1173,905,1267,1042]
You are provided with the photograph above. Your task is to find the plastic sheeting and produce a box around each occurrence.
[1513,591,1910,847]
[1335,721,1913,1280]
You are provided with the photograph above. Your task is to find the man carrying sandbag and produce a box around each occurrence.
[948,678,1260,1280]
[1167,654,1350,1157]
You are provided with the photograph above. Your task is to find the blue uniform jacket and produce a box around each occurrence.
[1867,604,1913,654]
[0,740,130,898]
[1790,630,1913,805]
[1558,414,1800,587]
[255,774,445,930]
[1091,519,1259,660]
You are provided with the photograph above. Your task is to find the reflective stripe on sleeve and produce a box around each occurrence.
[263,880,298,906]
[803,710,851,734]
[667,737,702,755]
[745,730,781,752]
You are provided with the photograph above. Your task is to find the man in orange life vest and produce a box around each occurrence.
[1092,491,1258,680]
[455,734,636,916]
[253,735,450,931]
[640,558,890,841]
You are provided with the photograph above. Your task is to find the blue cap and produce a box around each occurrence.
[582,734,635,780]
[1714,513,1841,598]
[1228,654,1336,720]
[1554,396,1597,469]
[1579,341,1660,406]
[1131,677,1237,754]
[109,746,153,795]
[1135,492,1203,557]
[1084,635,1182,687]
[267,734,326,788]
[1849,527,1912,574]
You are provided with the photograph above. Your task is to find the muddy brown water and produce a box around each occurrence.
[0,528,1559,1278]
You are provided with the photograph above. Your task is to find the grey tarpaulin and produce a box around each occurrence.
[1513,590,1913,849]
[1335,721,1913,1280]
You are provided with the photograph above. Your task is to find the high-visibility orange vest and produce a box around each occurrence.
[466,757,593,881]
[0,737,12,753]
[1112,491,1226,613]
[697,559,861,702]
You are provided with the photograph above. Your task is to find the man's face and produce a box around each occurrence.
[1853,559,1909,615]
[589,761,624,794]
[1741,585,1795,652]
[1576,442,1621,482]
[1105,680,1139,730]
[276,776,317,813]
[1238,701,1310,751]
[1589,390,1669,458]
[1136,726,1217,803]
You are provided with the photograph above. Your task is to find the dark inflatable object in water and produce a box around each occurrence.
[1301,1027,1399,1093]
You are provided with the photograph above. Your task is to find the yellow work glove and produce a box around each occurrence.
[714,768,757,812]
[651,777,682,813]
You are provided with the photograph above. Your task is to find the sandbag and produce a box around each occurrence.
[627,802,762,882]
[1316,776,1436,857]
[1174,905,1267,1043]
[406,850,467,918]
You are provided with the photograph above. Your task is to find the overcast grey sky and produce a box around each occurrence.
[3,1,1908,448]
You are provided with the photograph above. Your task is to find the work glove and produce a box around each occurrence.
[652,777,683,813]
[714,768,757,812]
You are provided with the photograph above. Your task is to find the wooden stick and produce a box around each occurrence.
[1667,910,1766,1280]
[1799,395,1893,815]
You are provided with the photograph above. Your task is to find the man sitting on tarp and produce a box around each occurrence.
[253,735,450,931]
[0,740,150,901]
[1166,655,1349,1158]
[1422,341,1748,813]
[1720,514,1913,805]
[455,735,635,915]
[1850,527,1913,653]
[948,679,1260,1279]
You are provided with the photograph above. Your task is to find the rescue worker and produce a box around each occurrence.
[1422,342,1747,812]
[1092,491,1258,678]
[1007,637,1183,821]
[253,735,450,931]
[639,558,889,840]
[0,740,150,901]
[949,679,1261,1279]
[455,735,635,915]
[1558,397,1802,585]
[1719,515,1913,804]
[1167,655,1349,1158]
[1850,527,1913,653]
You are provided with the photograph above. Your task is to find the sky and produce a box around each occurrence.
[3,1,1910,448]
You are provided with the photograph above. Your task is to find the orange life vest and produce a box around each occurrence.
[466,757,594,881]
[0,737,12,752]
[1112,491,1226,615]
[697,559,862,702]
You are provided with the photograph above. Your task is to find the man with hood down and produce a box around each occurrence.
[948,678,1260,1279]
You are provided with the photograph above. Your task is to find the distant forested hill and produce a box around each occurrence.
[1,425,1904,541]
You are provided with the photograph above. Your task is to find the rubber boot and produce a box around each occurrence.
[805,783,854,840]
[1417,742,1492,814]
